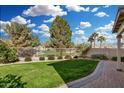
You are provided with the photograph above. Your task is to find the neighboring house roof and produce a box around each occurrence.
[113,6,124,34]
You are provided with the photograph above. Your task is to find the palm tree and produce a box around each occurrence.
[92,32,99,48]
[88,36,94,48]
[97,36,106,48]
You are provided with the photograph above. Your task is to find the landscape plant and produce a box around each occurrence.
[24,56,32,62]
[0,74,26,88]
[0,41,18,63]
[91,54,108,60]
[5,22,40,47]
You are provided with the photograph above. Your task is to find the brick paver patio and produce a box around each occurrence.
[61,61,124,88]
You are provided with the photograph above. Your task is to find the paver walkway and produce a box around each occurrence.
[60,61,124,88]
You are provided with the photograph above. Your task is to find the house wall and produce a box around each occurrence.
[86,48,124,59]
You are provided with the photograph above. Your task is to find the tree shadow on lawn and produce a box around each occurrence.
[48,59,98,86]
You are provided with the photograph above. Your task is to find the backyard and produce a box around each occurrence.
[0,5,124,88]
[0,59,98,88]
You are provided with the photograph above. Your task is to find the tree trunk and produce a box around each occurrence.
[91,42,92,48]
[94,40,95,48]
[100,42,102,48]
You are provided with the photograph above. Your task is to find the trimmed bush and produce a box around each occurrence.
[0,74,27,88]
[0,42,18,64]
[48,55,55,60]
[39,56,45,60]
[64,55,72,59]
[121,57,124,62]
[25,57,32,61]
[73,55,78,59]
[91,54,108,60]
[111,57,124,62]
[58,56,63,59]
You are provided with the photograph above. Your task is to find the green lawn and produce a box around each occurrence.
[0,59,98,88]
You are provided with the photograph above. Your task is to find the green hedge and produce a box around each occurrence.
[111,57,124,62]
[39,56,45,60]
[24,57,32,62]
[58,56,63,59]
[73,55,78,59]
[91,54,108,60]
[64,55,72,59]
[48,55,55,60]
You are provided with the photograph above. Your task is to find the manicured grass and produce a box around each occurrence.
[0,59,98,88]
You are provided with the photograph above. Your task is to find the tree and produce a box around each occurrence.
[0,41,18,63]
[97,36,106,48]
[91,32,98,48]
[31,35,40,47]
[50,16,72,48]
[5,22,39,47]
[88,36,94,48]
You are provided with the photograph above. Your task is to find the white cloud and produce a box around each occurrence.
[32,24,50,37]
[0,29,4,32]
[23,5,67,17]
[75,27,79,30]
[27,19,31,24]
[11,16,28,24]
[97,31,116,45]
[43,17,55,23]
[11,16,36,28]
[80,21,92,28]
[91,7,99,12]
[74,30,85,37]
[95,21,116,45]
[32,29,39,33]
[95,12,109,17]
[32,29,50,37]
[103,5,111,8]
[95,21,114,32]
[72,30,88,44]
[42,32,50,37]
[66,5,90,12]
[0,21,10,32]
[38,24,49,32]
[27,23,36,28]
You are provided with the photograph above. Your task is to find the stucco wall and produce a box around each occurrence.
[86,48,124,58]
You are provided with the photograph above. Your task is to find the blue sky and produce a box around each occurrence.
[0,5,119,46]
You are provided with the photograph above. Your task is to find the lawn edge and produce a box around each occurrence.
[59,60,104,88]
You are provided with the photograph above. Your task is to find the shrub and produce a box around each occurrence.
[91,54,108,60]
[7,48,19,62]
[0,74,27,88]
[111,57,117,61]
[25,57,32,61]
[111,57,124,62]
[0,43,18,64]
[73,55,78,59]
[48,55,55,60]
[58,56,63,59]
[39,56,45,60]
[64,55,72,59]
